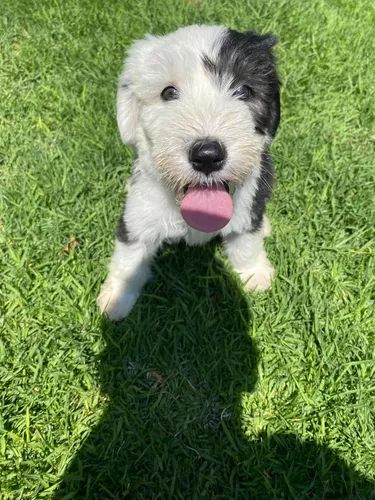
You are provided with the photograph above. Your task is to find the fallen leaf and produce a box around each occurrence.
[63,236,79,254]
[147,371,165,388]
[212,293,221,304]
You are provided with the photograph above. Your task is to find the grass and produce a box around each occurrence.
[1,0,375,497]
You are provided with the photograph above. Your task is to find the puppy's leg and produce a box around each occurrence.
[262,215,272,238]
[97,236,158,321]
[223,219,274,291]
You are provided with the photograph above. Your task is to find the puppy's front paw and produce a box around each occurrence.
[97,278,139,321]
[238,256,274,292]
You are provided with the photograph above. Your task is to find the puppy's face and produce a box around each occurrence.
[117,25,280,192]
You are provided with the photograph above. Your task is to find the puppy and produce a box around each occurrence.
[97,25,280,320]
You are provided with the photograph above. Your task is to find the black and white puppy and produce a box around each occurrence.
[98,25,280,320]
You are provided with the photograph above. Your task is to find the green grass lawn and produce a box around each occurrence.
[1,0,375,498]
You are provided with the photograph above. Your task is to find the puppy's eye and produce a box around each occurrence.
[161,86,179,101]
[233,85,253,100]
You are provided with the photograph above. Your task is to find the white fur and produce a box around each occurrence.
[223,228,274,291]
[98,25,275,320]
[97,239,157,320]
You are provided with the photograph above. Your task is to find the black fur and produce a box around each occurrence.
[202,29,279,233]
[116,211,130,243]
[203,29,280,137]
[250,151,274,233]
[201,54,217,75]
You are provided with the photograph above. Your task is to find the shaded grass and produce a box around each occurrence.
[0,0,375,498]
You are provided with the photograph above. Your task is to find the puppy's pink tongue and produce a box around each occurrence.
[180,185,233,233]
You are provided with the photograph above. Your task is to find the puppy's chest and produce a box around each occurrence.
[183,227,219,246]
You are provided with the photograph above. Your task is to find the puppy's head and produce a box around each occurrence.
[117,25,280,192]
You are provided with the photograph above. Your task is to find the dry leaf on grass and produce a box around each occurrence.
[147,371,166,388]
[62,236,79,254]
[212,293,221,304]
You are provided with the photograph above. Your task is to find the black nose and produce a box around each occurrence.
[189,139,226,176]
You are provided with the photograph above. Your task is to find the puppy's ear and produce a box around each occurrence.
[269,87,281,138]
[117,77,139,146]
[244,31,280,138]
[117,35,159,145]
[244,31,278,49]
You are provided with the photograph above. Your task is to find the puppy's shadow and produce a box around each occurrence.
[57,244,374,499]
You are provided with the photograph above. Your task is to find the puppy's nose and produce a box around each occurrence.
[189,139,226,176]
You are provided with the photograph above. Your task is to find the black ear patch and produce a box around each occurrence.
[249,150,275,233]
[203,29,281,138]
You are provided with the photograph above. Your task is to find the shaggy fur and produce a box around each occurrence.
[98,25,280,320]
